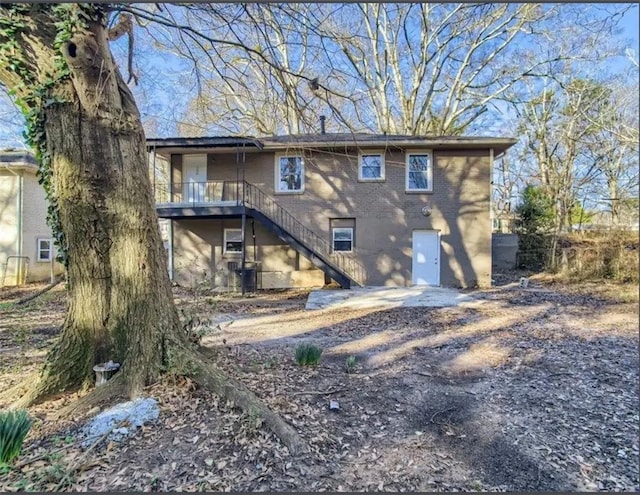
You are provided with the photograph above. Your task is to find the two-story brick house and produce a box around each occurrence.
[148,133,516,290]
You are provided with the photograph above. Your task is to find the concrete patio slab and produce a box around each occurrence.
[305,286,484,310]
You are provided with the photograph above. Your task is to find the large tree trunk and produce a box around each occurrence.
[14,16,184,402]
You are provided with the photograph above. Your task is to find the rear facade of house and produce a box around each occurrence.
[150,134,516,290]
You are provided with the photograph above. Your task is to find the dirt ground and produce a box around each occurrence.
[0,275,638,492]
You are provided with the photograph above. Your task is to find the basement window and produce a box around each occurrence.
[332,227,354,253]
[223,229,243,254]
[37,238,52,262]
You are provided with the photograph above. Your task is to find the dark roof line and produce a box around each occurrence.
[261,133,514,143]
[146,133,518,154]
[146,136,263,149]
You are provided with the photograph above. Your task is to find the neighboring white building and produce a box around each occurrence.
[0,149,64,286]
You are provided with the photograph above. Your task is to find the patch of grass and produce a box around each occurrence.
[0,409,33,466]
[0,301,15,312]
[295,343,323,366]
[345,355,357,373]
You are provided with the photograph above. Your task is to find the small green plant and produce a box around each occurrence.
[0,301,15,312]
[0,409,33,466]
[469,480,484,491]
[345,355,357,373]
[263,356,278,370]
[295,343,323,366]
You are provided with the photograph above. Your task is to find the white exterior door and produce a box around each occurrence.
[412,230,440,285]
[183,154,207,203]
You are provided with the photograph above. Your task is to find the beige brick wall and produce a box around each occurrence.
[169,146,492,288]
[171,217,324,289]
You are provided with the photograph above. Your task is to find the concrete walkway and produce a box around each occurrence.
[305,286,483,310]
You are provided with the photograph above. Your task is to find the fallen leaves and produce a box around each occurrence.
[1,283,638,492]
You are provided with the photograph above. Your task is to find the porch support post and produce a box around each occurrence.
[240,209,247,296]
[239,143,247,295]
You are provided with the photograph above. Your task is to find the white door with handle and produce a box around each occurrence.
[412,230,440,285]
[183,154,207,203]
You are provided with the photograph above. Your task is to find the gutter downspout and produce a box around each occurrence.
[3,164,23,284]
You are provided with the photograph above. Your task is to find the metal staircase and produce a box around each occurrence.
[154,179,366,288]
[242,182,365,288]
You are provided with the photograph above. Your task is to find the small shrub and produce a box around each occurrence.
[295,343,323,366]
[0,409,33,466]
[345,355,357,373]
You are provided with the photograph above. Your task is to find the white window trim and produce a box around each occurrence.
[36,238,53,262]
[223,228,243,254]
[274,153,305,194]
[332,227,354,253]
[358,151,386,181]
[405,149,434,192]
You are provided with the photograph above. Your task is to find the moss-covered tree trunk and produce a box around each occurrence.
[0,5,185,400]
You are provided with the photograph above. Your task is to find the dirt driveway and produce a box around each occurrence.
[1,280,638,491]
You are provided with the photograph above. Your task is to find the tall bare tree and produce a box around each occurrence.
[131,3,632,138]
[579,80,639,226]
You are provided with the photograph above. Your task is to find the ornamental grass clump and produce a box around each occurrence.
[0,409,32,466]
[295,343,323,366]
[345,355,357,373]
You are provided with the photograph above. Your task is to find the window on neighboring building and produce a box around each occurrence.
[276,154,304,193]
[358,152,385,180]
[37,238,52,262]
[223,228,243,254]
[406,151,433,192]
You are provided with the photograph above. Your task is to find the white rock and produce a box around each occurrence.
[80,397,159,447]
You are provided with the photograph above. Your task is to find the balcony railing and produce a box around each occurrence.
[154,180,366,286]
[154,181,243,205]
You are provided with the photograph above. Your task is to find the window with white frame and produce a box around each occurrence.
[37,238,52,262]
[406,151,433,192]
[223,228,243,254]
[358,152,385,180]
[332,227,353,252]
[276,154,304,193]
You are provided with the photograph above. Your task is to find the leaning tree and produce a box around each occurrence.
[0,3,307,454]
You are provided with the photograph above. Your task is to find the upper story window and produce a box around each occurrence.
[406,150,433,192]
[37,238,52,262]
[358,152,385,181]
[223,228,243,254]
[276,154,304,193]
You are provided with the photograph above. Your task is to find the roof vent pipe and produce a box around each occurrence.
[320,115,326,134]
